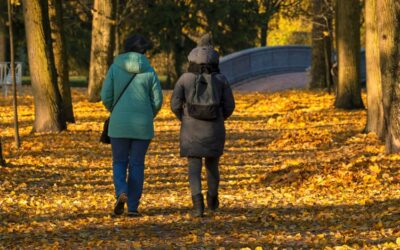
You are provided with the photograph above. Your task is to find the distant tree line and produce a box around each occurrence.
[0,1,305,78]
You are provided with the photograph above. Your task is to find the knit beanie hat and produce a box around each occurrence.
[188,33,219,64]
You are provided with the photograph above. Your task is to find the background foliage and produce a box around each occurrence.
[1,0,315,80]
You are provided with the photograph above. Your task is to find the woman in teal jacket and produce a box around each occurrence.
[101,34,163,217]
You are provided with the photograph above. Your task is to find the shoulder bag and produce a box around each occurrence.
[100,74,136,144]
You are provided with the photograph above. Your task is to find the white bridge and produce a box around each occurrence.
[219,46,366,85]
[0,62,22,95]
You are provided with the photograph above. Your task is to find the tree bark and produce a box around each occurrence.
[22,0,66,132]
[388,74,400,153]
[173,46,183,82]
[8,0,20,148]
[48,0,75,123]
[260,16,270,47]
[309,0,327,89]
[0,19,6,62]
[377,0,400,153]
[259,0,282,47]
[0,140,5,166]
[365,0,384,138]
[0,0,7,62]
[113,0,120,56]
[324,35,334,93]
[1,1,7,165]
[87,0,116,102]
[334,0,364,109]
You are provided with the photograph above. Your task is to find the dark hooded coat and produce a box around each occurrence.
[170,42,235,158]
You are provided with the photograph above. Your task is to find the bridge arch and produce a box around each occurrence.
[219,45,366,85]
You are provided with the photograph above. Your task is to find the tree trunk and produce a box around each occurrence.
[22,0,66,132]
[172,34,185,82]
[365,0,384,138]
[334,0,364,109]
[1,2,7,166]
[0,19,6,62]
[48,0,75,123]
[324,35,334,93]
[0,140,5,166]
[260,17,269,47]
[377,0,400,153]
[8,0,20,148]
[114,25,120,56]
[309,0,327,89]
[388,75,400,153]
[173,48,183,82]
[87,0,116,102]
[113,0,120,57]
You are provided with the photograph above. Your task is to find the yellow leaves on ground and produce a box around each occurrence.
[0,88,400,248]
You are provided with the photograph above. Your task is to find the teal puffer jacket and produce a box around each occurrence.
[101,52,163,140]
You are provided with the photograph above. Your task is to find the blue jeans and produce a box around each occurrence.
[110,138,150,212]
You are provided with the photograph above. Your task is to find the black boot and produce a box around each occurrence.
[207,192,219,211]
[191,194,204,217]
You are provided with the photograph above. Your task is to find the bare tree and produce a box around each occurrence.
[22,0,66,132]
[309,0,334,90]
[376,0,400,153]
[48,0,75,123]
[8,0,20,148]
[365,0,384,138]
[87,0,116,102]
[334,0,364,109]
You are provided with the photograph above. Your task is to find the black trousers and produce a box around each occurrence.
[188,157,220,196]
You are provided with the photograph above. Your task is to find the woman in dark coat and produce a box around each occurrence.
[170,34,235,217]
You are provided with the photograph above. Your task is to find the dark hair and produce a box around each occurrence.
[124,34,151,54]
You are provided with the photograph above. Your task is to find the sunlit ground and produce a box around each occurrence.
[0,87,399,249]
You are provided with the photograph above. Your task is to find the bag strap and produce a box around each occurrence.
[110,74,136,113]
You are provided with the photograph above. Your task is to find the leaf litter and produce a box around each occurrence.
[0,88,399,249]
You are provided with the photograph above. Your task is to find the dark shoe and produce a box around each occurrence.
[207,192,219,211]
[191,194,205,218]
[114,193,128,215]
[127,211,141,217]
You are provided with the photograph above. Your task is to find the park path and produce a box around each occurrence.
[232,72,309,92]
[0,88,399,248]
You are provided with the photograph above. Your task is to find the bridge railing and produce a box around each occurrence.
[0,62,23,96]
[219,46,366,85]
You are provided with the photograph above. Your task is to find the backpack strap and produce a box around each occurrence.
[110,74,136,113]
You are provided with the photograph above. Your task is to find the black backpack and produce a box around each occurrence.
[187,73,221,120]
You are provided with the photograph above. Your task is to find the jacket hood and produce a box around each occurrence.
[187,33,219,64]
[188,46,219,64]
[113,52,151,73]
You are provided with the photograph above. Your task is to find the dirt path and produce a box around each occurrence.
[232,72,309,92]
